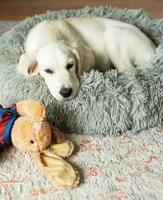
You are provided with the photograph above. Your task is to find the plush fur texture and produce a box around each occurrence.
[0,6,163,136]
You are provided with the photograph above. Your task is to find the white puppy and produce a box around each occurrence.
[17,17,156,101]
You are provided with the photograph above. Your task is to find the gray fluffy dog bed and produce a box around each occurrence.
[0,6,163,136]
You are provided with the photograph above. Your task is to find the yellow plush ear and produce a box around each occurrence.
[16,100,45,121]
[32,151,80,189]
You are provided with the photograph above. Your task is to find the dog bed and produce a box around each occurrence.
[0,6,163,136]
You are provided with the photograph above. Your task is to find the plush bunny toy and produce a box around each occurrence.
[0,100,80,189]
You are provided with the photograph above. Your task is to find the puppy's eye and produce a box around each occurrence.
[30,140,34,144]
[66,62,74,70]
[45,69,53,74]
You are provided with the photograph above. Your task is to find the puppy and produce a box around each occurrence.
[17,17,156,101]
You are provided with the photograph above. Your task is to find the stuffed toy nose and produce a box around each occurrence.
[32,122,42,132]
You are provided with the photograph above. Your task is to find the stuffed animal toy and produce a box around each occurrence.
[0,100,80,189]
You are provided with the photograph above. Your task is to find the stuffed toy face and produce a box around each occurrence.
[11,116,52,152]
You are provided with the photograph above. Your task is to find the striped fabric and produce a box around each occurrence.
[0,104,19,150]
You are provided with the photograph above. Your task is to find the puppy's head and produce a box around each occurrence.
[17,42,81,101]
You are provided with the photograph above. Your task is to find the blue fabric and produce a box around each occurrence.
[0,105,19,151]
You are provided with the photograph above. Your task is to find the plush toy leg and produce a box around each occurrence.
[32,151,80,189]
[49,125,74,158]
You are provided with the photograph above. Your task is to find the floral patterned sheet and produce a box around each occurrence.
[0,130,163,200]
[0,21,163,200]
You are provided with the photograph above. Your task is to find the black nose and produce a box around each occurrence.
[59,87,73,98]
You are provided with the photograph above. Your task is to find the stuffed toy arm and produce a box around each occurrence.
[48,124,75,158]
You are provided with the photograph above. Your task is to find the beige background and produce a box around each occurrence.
[0,0,163,20]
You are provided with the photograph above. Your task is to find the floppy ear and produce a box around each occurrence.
[72,43,95,75]
[72,48,82,75]
[17,52,38,76]
[31,151,80,189]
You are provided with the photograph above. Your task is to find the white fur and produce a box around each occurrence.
[17,17,156,101]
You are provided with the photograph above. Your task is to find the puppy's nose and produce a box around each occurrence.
[59,87,73,98]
